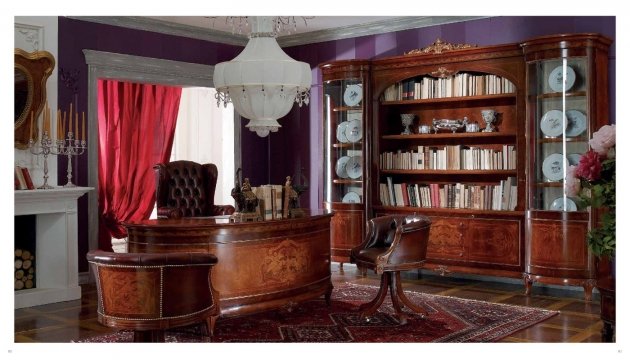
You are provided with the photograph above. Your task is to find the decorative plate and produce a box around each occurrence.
[540,110,566,137]
[342,191,361,203]
[567,153,582,166]
[549,197,577,211]
[343,84,363,107]
[335,156,350,178]
[346,156,363,179]
[566,109,587,137]
[345,118,362,143]
[542,153,567,181]
[336,121,349,143]
[548,65,576,92]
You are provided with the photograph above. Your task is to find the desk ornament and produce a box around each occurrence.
[230,170,262,222]
[283,176,305,218]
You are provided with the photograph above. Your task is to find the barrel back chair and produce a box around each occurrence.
[350,214,431,324]
[87,250,220,342]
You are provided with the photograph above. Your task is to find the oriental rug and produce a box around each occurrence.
[77,282,557,343]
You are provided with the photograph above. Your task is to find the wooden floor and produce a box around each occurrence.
[14,263,605,343]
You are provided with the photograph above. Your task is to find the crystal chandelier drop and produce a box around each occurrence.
[213,16,312,137]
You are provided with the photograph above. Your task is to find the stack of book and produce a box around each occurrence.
[14,166,35,190]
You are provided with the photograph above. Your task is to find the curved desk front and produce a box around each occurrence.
[123,210,333,317]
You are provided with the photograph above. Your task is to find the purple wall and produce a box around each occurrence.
[58,16,615,272]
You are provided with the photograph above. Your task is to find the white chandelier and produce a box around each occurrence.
[213,16,312,137]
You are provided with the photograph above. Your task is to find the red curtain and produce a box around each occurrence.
[97,79,182,250]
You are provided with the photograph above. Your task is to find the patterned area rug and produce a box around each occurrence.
[77,282,558,343]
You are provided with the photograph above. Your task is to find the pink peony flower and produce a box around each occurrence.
[576,150,602,182]
[589,124,616,157]
[565,165,581,196]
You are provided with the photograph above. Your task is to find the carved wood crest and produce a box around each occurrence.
[405,38,477,55]
[430,66,456,79]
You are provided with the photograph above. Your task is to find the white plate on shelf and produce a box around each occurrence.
[548,65,576,92]
[342,191,361,203]
[567,153,582,166]
[335,156,350,178]
[336,121,349,143]
[343,84,363,106]
[542,153,568,181]
[540,110,566,137]
[549,197,577,211]
[566,109,587,137]
[346,156,363,179]
[345,118,362,143]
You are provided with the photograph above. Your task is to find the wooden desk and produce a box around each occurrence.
[123,210,333,317]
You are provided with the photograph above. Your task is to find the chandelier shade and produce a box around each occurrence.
[213,17,312,137]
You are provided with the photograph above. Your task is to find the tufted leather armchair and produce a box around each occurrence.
[87,250,220,342]
[154,161,235,219]
[350,214,431,324]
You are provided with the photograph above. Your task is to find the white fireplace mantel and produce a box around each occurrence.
[14,187,92,309]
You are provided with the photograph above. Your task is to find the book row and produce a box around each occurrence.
[379,145,517,171]
[382,73,516,101]
[380,177,518,211]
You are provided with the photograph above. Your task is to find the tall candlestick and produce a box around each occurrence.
[75,113,79,140]
[82,112,86,141]
[57,112,60,140]
[62,111,66,138]
[69,102,73,134]
[44,101,49,135]
[30,111,33,140]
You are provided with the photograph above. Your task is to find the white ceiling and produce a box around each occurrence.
[146,16,400,36]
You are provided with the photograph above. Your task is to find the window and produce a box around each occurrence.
[150,87,235,219]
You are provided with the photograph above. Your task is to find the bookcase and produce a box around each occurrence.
[369,40,527,278]
[320,60,371,268]
[521,34,612,300]
[319,34,612,294]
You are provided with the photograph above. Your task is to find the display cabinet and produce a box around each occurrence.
[522,34,612,300]
[320,60,371,268]
[369,40,527,278]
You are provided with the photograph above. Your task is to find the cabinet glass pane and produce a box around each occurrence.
[323,78,364,204]
[529,57,589,212]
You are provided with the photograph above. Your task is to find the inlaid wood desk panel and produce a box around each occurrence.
[123,210,333,317]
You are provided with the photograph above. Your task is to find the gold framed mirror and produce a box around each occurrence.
[15,48,55,149]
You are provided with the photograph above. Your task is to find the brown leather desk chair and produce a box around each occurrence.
[154,160,235,219]
[350,214,431,324]
[87,250,220,342]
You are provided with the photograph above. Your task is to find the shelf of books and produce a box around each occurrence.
[369,39,527,277]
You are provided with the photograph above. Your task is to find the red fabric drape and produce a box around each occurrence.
[97,79,182,250]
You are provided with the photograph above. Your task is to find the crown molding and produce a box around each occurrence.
[69,16,248,46]
[277,16,488,47]
[83,49,214,87]
[69,16,489,48]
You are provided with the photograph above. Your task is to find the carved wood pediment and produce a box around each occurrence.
[405,38,477,55]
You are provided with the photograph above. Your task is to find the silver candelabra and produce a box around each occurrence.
[28,131,54,189]
[28,130,86,188]
[51,131,86,187]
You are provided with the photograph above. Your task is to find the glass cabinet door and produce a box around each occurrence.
[528,57,589,212]
[323,78,364,205]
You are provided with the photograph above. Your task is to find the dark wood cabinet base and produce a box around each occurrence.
[523,273,595,301]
